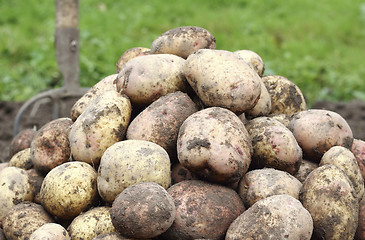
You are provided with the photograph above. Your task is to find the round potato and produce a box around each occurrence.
[30,223,70,240]
[8,147,33,170]
[352,138,365,180]
[9,128,36,158]
[294,159,318,183]
[234,49,265,77]
[116,47,150,73]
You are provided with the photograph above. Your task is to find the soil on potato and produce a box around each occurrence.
[0,99,365,163]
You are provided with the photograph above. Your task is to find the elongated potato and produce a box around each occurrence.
[69,90,131,166]
[234,49,265,77]
[116,47,150,73]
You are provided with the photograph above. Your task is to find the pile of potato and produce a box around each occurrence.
[1,25,365,240]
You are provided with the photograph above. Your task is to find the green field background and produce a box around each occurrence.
[1,0,364,106]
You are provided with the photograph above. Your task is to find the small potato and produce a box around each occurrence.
[31,118,73,174]
[162,180,245,240]
[294,159,319,183]
[177,107,252,183]
[71,74,118,121]
[238,168,302,208]
[300,164,359,240]
[234,49,265,77]
[97,140,171,204]
[116,47,150,73]
[262,75,307,115]
[8,147,33,170]
[30,223,70,240]
[352,139,365,180]
[289,109,353,162]
[245,79,272,118]
[150,26,216,59]
[40,162,99,220]
[2,202,54,240]
[69,90,131,166]
[225,194,313,240]
[9,128,36,158]
[68,206,115,240]
[184,49,261,113]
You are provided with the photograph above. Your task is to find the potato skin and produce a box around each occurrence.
[234,49,265,77]
[8,147,33,170]
[225,194,313,240]
[150,26,216,59]
[184,49,261,113]
[116,47,150,73]
[356,195,365,240]
[245,79,272,118]
[352,139,365,180]
[9,128,36,158]
[299,164,359,240]
[30,223,70,240]
[294,159,318,183]
[177,107,252,183]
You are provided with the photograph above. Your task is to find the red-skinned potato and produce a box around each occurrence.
[352,139,365,180]
[234,49,265,77]
[9,128,36,158]
[116,47,150,73]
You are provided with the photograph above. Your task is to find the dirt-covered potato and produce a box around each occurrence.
[356,195,365,240]
[115,54,190,107]
[289,109,353,162]
[177,107,252,183]
[71,74,118,121]
[97,140,171,204]
[0,167,33,223]
[69,90,131,166]
[300,164,359,240]
[126,91,198,161]
[171,162,199,185]
[238,168,302,208]
[40,162,99,220]
[8,147,33,169]
[268,113,292,128]
[294,159,319,183]
[9,128,36,158]
[30,223,70,240]
[225,194,313,240]
[2,202,54,240]
[245,79,272,118]
[91,232,130,240]
[68,206,115,240]
[150,26,216,59]
[27,168,44,204]
[352,139,365,180]
[245,117,302,174]
[110,182,175,239]
[184,49,261,113]
[234,49,265,77]
[320,145,364,201]
[116,47,150,73]
[262,75,307,115]
[162,180,245,240]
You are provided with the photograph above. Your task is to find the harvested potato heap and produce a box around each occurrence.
[1,25,365,240]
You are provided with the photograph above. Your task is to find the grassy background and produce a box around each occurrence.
[1,0,364,106]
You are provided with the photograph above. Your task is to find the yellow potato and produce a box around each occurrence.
[8,147,32,170]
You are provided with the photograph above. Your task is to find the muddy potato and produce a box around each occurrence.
[234,49,265,77]
[245,117,302,174]
[171,162,199,185]
[8,147,33,170]
[2,202,54,240]
[245,79,272,118]
[162,180,245,240]
[184,49,261,113]
[262,75,307,115]
[289,109,353,162]
[116,47,150,73]
[9,128,36,158]
[352,139,365,180]
[300,164,359,240]
[97,140,171,204]
[320,145,364,201]
[150,26,216,59]
[294,159,319,183]
[40,162,99,220]
[238,168,302,208]
[177,107,252,184]
[91,232,132,240]
[226,194,313,240]
[356,195,365,240]
[27,168,44,204]
[69,90,131,166]
[30,223,70,240]
[268,113,292,128]
[71,74,118,121]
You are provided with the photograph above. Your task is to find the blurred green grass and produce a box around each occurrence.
[1,0,364,106]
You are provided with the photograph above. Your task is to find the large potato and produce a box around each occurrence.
[225,194,313,240]
[177,107,252,183]
[69,90,131,166]
[30,223,70,240]
[234,49,265,77]
[150,26,216,59]
[184,49,261,113]
[116,47,150,73]
[97,140,171,204]
[352,138,365,180]
[300,164,359,240]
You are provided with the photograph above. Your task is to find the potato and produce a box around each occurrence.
[68,206,115,240]
[352,139,365,180]
[150,26,216,59]
[97,140,171,204]
[0,163,8,173]
[289,109,353,162]
[299,164,359,240]
[0,167,33,223]
[177,107,252,183]
[225,194,313,240]
[91,232,131,240]
[115,54,190,106]
[27,168,44,204]
[294,159,318,183]
[234,49,265,77]
[2,201,54,240]
[320,145,364,201]
[268,113,292,128]
[162,180,245,240]
[71,74,118,121]
[245,79,272,118]
[356,195,365,240]
[245,117,302,174]
[238,168,302,208]
[9,128,36,158]
[8,147,33,170]
[116,47,150,73]
[171,162,199,185]
[262,75,307,115]
[31,118,73,174]
[126,91,198,161]
[30,223,70,240]
[40,162,99,220]
[69,90,131,166]
[184,49,261,113]
[110,182,175,239]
